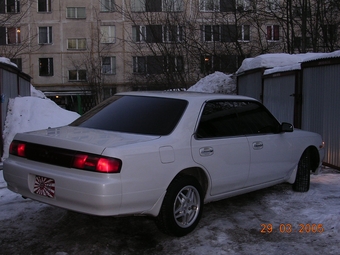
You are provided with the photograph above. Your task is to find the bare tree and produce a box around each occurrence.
[0,0,38,63]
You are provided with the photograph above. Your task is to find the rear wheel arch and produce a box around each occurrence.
[175,167,209,197]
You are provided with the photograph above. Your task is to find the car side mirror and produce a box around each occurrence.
[281,122,294,133]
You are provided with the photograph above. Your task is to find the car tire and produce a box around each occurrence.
[156,175,203,237]
[293,150,311,192]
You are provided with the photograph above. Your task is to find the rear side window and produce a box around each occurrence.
[196,100,280,139]
[70,95,188,136]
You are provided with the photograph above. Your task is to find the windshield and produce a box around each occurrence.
[70,95,188,136]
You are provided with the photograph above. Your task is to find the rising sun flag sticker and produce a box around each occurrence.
[34,175,55,198]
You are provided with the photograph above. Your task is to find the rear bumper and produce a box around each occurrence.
[3,157,123,216]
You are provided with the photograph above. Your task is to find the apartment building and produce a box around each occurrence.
[0,0,338,112]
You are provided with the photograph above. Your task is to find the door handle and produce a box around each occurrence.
[252,141,263,150]
[199,147,214,156]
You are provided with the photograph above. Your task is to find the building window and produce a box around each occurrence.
[10,58,22,70]
[132,26,146,42]
[131,0,162,12]
[199,0,219,12]
[162,0,183,11]
[5,0,20,13]
[236,0,252,11]
[69,70,87,81]
[322,24,337,46]
[238,25,250,41]
[266,0,279,12]
[101,0,115,12]
[266,25,279,41]
[165,56,184,72]
[146,25,162,43]
[133,56,163,74]
[39,58,54,76]
[146,0,162,12]
[202,25,220,42]
[67,38,86,49]
[201,55,242,74]
[66,7,86,19]
[293,36,312,49]
[131,0,146,12]
[7,27,21,44]
[102,57,116,74]
[163,25,183,42]
[133,57,146,73]
[39,27,52,44]
[38,0,51,12]
[100,26,115,43]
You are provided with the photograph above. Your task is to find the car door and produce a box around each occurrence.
[233,101,294,186]
[191,100,250,196]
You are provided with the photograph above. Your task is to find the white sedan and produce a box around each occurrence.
[3,91,324,236]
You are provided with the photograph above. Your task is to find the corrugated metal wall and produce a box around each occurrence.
[1,70,18,127]
[263,75,295,124]
[0,64,31,159]
[302,64,340,168]
[237,71,263,101]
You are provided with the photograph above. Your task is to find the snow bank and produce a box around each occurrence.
[188,71,236,94]
[0,57,18,68]
[2,93,80,160]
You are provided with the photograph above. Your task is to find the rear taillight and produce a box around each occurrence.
[9,141,26,157]
[72,154,122,173]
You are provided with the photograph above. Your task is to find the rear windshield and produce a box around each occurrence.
[70,95,188,135]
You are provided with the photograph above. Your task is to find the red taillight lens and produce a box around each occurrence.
[9,141,26,157]
[72,154,121,173]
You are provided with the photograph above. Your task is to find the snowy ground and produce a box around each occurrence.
[0,69,339,254]
[1,168,339,254]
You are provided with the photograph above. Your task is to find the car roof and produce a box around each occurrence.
[116,91,257,101]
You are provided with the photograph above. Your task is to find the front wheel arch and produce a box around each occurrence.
[293,146,319,192]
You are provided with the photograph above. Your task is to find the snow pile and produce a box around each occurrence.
[0,57,18,68]
[2,91,80,160]
[188,71,236,94]
[237,51,340,75]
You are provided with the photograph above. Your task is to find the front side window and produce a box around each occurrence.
[38,0,51,12]
[66,7,86,19]
[67,38,86,49]
[39,58,54,76]
[196,100,280,139]
[100,26,115,43]
[101,0,115,12]
[69,70,87,81]
[70,95,188,136]
[267,25,279,41]
[39,27,52,44]
[102,57,116,74]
